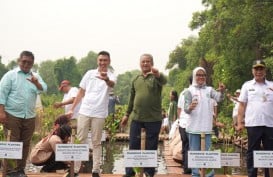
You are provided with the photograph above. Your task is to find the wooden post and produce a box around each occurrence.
[139,128,146,177]
[223,166,227,175]
[200,133,205,177]
[2,130,11,177]
[70,128,76,177]
[269,168,273,176]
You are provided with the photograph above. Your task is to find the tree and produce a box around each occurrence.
[39,60,58,94]
[54,57,81,87]
[114,70,140,105]
[189,0,273,92]
[6,60,17,70]
[77,51,98,76]
[0,57,8,79]
[166,37,200,92]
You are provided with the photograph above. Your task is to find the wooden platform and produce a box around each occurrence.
[0,173,256,177]
[0,134,261,177]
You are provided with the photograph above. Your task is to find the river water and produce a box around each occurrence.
[26,141,167,174]
[94,141,166,174]
[26,141,265,175]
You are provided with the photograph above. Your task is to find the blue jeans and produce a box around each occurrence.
[188,133,214,177]
[246,126,273,177]
[125,120,162,177]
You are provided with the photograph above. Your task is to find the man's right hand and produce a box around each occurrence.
[236,122,244,131]
[53,102,62,108]
[66,110,73,119]
[0,111,7,124]
[120,116,129,128]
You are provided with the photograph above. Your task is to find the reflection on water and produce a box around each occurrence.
[27,141,267,175]
[26,141,167,174]
[101,141,167,174]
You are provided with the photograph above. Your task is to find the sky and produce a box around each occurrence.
[0,0,204,75]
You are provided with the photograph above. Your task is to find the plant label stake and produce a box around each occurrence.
[200,133,205,177]
[140,128,146,177]
[2,130,11,177]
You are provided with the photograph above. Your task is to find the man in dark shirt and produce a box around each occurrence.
[121,53,167,177]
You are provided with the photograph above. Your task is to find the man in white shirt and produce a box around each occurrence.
[237,60,273,177]
[67,51,116,177]
[54,80,81,123]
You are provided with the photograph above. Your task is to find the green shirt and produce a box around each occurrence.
[168,100,178,122]
[126,73,167,122]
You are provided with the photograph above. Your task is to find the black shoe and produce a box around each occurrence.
[183,168,192,174]
[92,172,100,177]
[122,175,134,177]
[6,171,18,177]
[6,170,28,177]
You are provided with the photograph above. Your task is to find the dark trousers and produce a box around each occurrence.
[40,153,68,172]
[179,127,189,170]
[125,120,162,177]
[4,114,35,172]
[246,126,273,177]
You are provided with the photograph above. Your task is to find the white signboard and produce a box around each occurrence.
[124,150,157,167]
[0,141,23,159]
[221,153,240,167]
[254,151,273,168]
[56,144,89,161]
[188,151,221,168]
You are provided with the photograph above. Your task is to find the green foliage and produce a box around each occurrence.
[115,70,141,105]
[77,51,97,76]
[6,60,17,70]
[39,60,58,94]
[104,105,126,142]
[35,94,64,138]
[54,57,81,86]
[0,58,8,79]
[0,125,5,141]
[161,86,172,111]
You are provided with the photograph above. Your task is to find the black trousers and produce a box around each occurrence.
[179,127,189,170]
[40,153,68,172]
[246,126,273,177]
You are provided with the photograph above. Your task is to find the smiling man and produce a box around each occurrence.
[237,60,273,177]
[67,51,116,177]
[0,51,47,177]
[120,53,167,177]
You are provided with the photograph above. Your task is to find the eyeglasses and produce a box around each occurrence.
[20,60,33,65]
[253,67,265,71]
[196,74,206,77]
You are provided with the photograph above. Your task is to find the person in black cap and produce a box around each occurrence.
[237,60,273,177]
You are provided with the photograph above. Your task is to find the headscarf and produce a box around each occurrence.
[192,67,206,87]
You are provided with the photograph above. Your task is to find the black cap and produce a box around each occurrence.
[252,60,266,68]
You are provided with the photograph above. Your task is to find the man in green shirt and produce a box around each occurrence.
[121,53,167,177]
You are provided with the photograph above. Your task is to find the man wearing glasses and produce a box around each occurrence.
[237,60,273,177]
[0,51,47,177]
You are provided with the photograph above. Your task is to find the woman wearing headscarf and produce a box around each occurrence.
[184,67,225,177]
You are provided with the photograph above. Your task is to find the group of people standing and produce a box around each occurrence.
[166,60,273,177]
[0,49,272,177]
[0,51,166,177]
